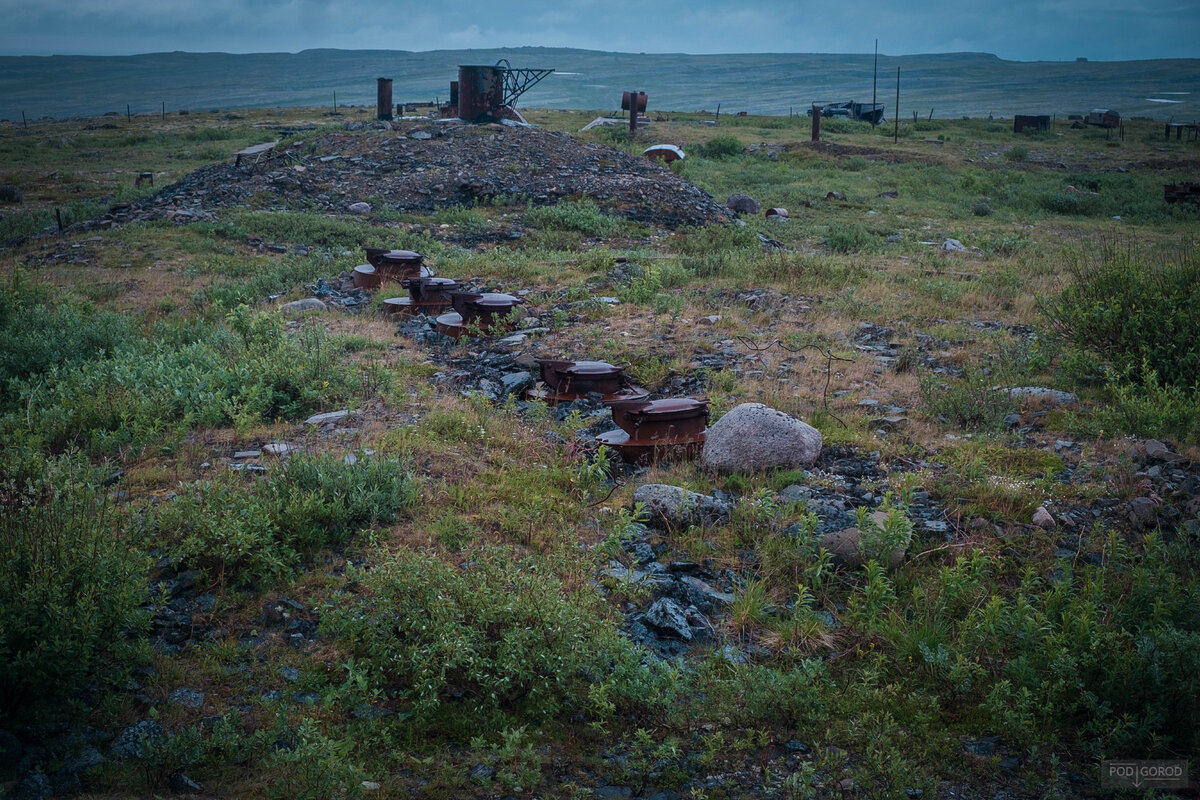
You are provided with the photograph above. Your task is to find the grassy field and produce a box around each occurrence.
[1,106,1198,799]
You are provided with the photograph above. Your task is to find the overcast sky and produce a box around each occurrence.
[0,0,1194,61]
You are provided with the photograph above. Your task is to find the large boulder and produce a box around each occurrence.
[702,403,822,473]
[726,194,760,215]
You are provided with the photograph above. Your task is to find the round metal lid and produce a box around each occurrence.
[567,360,622,376]
[352,264,376,274]
[424,277,457,287]
[378,249,423,262]
[641,398,707,415]
[474,292,522,307]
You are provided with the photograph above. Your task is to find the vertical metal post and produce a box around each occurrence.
[812,107,822,142]
[377,78,393,121]
[629,89,638,141]
[894,68,900,144]
[22,110,27,129]
[871,39,878,129]
[127,104,131,121]
[161,101,165,120]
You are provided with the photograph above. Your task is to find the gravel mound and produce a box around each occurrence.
[101,121,731,231]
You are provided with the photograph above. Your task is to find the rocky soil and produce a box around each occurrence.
[92,120,731,231]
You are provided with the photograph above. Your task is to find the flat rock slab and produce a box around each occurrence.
[305,409,351,425]
[702,403,822,473]
[1005,386,1079,405]
[633,484,729,528]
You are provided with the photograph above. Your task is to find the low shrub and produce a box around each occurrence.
[824,222,873,254]
[1042,245,1200,390]
[697,135,744,159]
[3,308,360,454]
[524,199,624,237]
[146,454,416,588]
[0,456,149,718]
[920,366,1019,432]
[322,546,643,736]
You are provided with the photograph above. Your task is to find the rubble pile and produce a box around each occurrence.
[98,122,731,231]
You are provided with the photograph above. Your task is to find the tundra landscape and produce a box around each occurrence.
[0,92,1198,800]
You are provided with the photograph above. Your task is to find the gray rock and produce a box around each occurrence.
[726,194,760,215]
[348,202,372,214]
[280,298,328,314]
[304,409,350,425]
[170,773,202,793]
[500,371,534,396]
[60,744,105,775]
[111,720,165,760]
[1032,506,1056,529]
[643,597,693,641]
[595,787,633,799]
[1144,439,1184,463]
[279,666,300,682]
[820,511,905,569]
[1128,497,1159,524]
[886,233,903,243]
[632,484,729,528]
[702,403,822,473]
[263,442,300,456]
[9,772,51,800]
[169,688,205,708]
[469,763,496,781]
[679,575,734,608]
[778,483,811,504]
[1005,387,1079,405]
[942,238,967,252]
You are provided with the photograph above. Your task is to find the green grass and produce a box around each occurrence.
[2,107,1199,799]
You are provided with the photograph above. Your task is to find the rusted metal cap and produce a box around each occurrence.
[765,208,789,218]
[566,360,622,377]
[352,264,382,290]
[473,292,523,308]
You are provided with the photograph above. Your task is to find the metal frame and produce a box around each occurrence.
[495,59,554,108]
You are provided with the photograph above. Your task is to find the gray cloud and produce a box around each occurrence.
[0,0,1194,59]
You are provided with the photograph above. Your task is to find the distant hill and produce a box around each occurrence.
[1,47,1197,122]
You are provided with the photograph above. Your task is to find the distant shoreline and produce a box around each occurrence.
[2,48,1198,122]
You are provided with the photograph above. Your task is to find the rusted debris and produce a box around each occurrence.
[134,172,154,188]
[448,60,554,122]
[352,264,382,290]
[764,208,788,219]
[365,249,429,282]
[234,141,278,169]
[643,144,684,163]
[377,78,393,121]
[1085,108,1120,128]
[526,359,647,405]
[598,397,709,464]
[623,91,647,139]
[435,291,524,339]
[1165,182,1200,204]
[1013,115,1050,133]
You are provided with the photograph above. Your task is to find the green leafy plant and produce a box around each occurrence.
[0,456,149,718]
[321,546,645,736]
